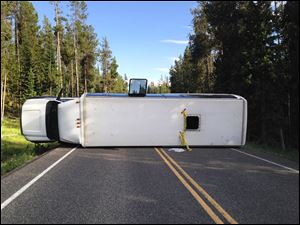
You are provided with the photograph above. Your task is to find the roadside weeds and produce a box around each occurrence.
[1,118,59,175]
[245,142,299,163]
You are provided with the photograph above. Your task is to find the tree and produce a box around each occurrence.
[69,0,87,96]
[1,1,13,120]
[61,21,73,96]
[51,1,63,89]
[12,1,22,110]
[18,1,40,102]
[170,46,195,93]
[282,1,299,149]
[148,82,159,94]
[158,75,170,93]
[103,56,127,93]
[79,24,99,93]
[40,15,57,95]
[171,1,298,149]
[190,2,215,93]
[1,0,124,119]
[99,37,112,92]
[202,1,277,144]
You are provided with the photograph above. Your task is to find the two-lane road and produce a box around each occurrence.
[1,146,299,224]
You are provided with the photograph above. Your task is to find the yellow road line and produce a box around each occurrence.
[154,148,224,224]
[159,148,238,224]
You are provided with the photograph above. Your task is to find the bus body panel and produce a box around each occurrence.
[57,99,80,144]
[79,95,247,147]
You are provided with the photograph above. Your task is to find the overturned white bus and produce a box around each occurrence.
[21,79,247,147]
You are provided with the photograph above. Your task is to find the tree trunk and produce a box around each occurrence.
[75,46,79,96]
[1,69,8,120]
[1,76,3,120]
[73,32,79,97]
[71,60,74,97]
[287,93,291,147]
[205,58,210,92]
[84,61,87,93]
[280,128,286,151]
[15,1,21,109]
[54,1,63,89]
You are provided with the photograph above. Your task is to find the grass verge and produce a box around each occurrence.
[1,118,59,175]
[245,142,299,162]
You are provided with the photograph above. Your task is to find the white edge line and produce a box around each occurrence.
[1,146,78,211]
[230,148,299,174]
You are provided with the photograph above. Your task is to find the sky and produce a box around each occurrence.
[32,1,197,83]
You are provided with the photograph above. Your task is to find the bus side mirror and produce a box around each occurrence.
[128,79,148,97]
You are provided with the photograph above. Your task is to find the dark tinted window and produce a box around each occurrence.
[186,116,199,130]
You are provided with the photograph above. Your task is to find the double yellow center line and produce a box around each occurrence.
[154,148,238,224]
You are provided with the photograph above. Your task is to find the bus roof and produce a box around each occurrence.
[85,93,240,99]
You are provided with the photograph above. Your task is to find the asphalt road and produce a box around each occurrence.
[1,146,299,224]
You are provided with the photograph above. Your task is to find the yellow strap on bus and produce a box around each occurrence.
[181,108,187,130]
[180,108,192,152]
[179,131,192,152]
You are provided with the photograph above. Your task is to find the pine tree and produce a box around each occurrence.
[282,1,299,149]
[157,75,170,93]
[99,37,112,93]
[190,2,214,93]
[12,1,22,110]
[107,58,127,93]
[99,37,112,78]
[18,1,40,102]
[40,15,56,95]
[51,1,63,89]
[69,1,87,96]
[61,21,75,96]
[1,1,13,119]
[1,0,126,118]
[79,24,99,93]
[169,46,195,93]
[26,68,36,97]
[148,82,159,94]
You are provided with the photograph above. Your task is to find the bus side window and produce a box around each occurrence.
[186,116,200,130]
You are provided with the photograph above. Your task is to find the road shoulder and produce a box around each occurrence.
[1,145,77,205]
[238,146,299,171]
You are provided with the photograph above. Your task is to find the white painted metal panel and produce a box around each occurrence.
[21,98,52,142]
[80,96,247,147]
[58,99,80,144]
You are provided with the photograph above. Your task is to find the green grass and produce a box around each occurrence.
[1,118,59,175]
[245,142,299,162]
